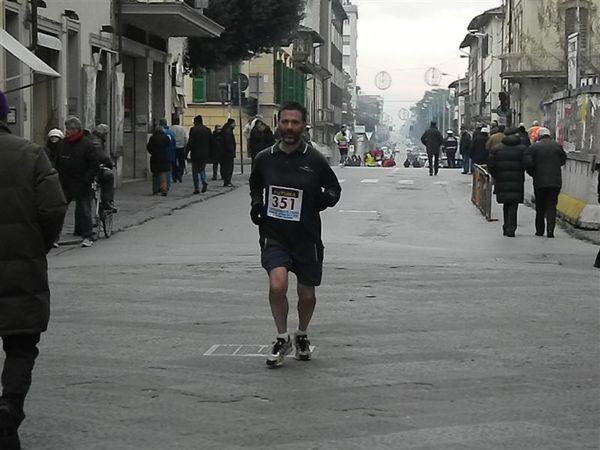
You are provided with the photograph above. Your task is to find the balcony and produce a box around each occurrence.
[120,0,224,39]
[500,53,566,80]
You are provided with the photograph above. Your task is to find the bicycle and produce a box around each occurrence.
[91,167,115,239]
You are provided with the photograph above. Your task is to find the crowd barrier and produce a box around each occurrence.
[471,164,495,221]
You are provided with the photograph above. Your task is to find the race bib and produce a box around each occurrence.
[267,186,303,222]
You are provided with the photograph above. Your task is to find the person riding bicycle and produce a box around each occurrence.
[90,124,117,213]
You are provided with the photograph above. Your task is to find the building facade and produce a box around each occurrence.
[342,0,358,110]
[1,0,223,182]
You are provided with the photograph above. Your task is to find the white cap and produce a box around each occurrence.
[47,128,64,139]
[537,127,552,139]
[481,127,490,133]
[447,130,454,135]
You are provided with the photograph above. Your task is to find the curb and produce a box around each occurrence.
[58,185,242,246]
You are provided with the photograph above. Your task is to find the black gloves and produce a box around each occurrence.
[317,190,338,211]
[250,203,263,225]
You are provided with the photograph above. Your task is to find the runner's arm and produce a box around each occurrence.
[319,161,342,209]
[249,158,265,207]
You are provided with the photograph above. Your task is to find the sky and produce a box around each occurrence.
[351,0,501,119]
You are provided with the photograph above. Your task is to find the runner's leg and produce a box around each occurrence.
[269,267,289,334]
[297,283,316,332]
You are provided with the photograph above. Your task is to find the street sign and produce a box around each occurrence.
[238,73,249,92]
[366,131,374,141]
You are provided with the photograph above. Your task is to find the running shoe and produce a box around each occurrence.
[294,333,312,361]
[266,336,292,368]
[81,238,94,248]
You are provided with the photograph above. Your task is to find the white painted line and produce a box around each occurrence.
[398,180,415,185]
[203,344,315,357]
[338,179,346,183]
[360,179,379,184]
[338,210,378,214]
[393,168,401,174]
[434,181,448,185]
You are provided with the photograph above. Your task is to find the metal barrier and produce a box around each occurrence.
[471,164,496,221]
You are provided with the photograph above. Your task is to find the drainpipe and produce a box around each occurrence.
[56,13,68,127]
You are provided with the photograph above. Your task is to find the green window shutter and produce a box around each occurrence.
[232,63,241,79]
[192,76,205,103]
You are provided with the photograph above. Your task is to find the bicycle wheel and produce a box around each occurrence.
[102,211,114,238]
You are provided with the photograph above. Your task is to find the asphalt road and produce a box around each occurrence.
[21,166,600,449]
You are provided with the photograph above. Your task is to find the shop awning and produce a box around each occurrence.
[0,29,60,78]
[120,0,224,39]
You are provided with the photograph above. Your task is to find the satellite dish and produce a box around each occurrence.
[424,67,443,87]
[374,71,392,90]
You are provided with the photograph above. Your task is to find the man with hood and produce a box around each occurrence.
[0,90,67,449]
[55,117,101,247]
[421,121,443,176]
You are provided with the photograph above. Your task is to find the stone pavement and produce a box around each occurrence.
[59,170,249,246]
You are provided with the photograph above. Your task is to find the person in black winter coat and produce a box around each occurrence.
[55,116,102,247]
[249,119,276,165]
[147,126,171,196]
[0,91,67,450]
[518,124,531,147]
[523,128,567,238]
[459,126,472,174]
[420,121,443,176]
[487,128,526,237]
[187,115,212,194]
[470,127,490,166]
[211,125,224,181]
[220,118,236,187]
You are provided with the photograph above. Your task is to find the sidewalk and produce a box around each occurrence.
[522,177,600,245]
[59,171,249,246]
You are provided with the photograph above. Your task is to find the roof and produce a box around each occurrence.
[467,6,503,31]
[459,33,478,49]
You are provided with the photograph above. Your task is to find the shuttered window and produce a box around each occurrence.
[192,75,205,103]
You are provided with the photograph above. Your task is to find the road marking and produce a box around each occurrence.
[393,168,402,174]
[338,179,346,183]
[398,180,415,185]
[360,179,379,184]
[203,344,315,357]
[434,181,448,185]
[338,210,378,214]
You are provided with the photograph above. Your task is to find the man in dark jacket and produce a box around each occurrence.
[518,123,531,147]
[0,90,67,449]
[90,124,116,213]
[187,115,212,194]
[55,116,101,248]
[147,126,171,196]
[470,126,490,166]
[459,126,472,174]
[487,128,527,237]
[442,130,458,168]
[249,119,276,165]
[421,121,443,176]
[220,119,237,187]
[523,128,567,238]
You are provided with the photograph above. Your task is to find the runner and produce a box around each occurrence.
[249,102,342,368]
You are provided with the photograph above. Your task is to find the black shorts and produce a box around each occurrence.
[261,242,324,287]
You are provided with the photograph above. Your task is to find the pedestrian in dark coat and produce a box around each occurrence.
[221,118,237,187]
[211,125,224,181]
[518,124,531,147]
[147,126,171,196]
[55,116,101,247]
[594,167,600,268]
[523,128,567,238]
[420,121,443,176]
[0,90,67,448]
[470,127,490,166]
[459,126,472,174]
[249,119,276,164]
[487,128,526,237]
[45,128,64,168]
[187,115,212,193]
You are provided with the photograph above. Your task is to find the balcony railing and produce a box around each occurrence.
[501,53,566,79]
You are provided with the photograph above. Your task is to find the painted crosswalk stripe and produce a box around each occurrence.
[434,181,448,185]
[361,179,379,184]
[398,180,415,185]
[338,210,378,214]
